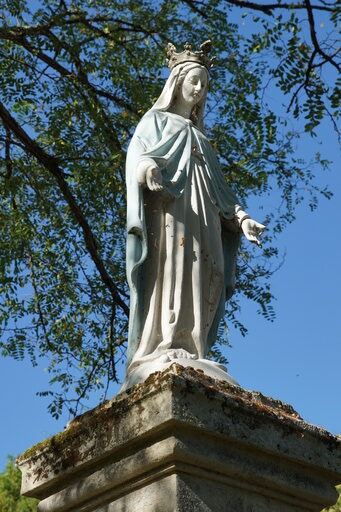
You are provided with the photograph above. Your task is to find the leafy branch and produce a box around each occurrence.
[0,101,129,316]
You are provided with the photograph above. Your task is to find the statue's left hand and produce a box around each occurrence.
[241,219,266,248]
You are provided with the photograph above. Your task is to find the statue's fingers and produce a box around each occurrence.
[251,237,262,248]
[149,179,163,192]
[246,233,262,248]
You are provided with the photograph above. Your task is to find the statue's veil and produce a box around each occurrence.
[149,62,209,131]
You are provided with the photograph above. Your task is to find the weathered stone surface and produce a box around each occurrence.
[17,364,341,511]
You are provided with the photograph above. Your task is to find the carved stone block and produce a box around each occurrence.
[18,364,341,511]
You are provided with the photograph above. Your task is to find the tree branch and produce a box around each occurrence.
[27,251,52,349]
[180,0,209,18]
[0,28,138,116]
[0,101,129,317]
[0,29,130,169]
[0,127,13,178]
[305,0,341,72]
[222,0,337,14]
[287,50,316,112]
[0,11,163,48]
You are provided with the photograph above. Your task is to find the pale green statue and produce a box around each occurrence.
[122,42,265,391]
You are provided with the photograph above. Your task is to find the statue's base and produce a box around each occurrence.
[18,364,341,512]
[120,355,240,392]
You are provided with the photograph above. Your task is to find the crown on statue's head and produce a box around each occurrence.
[166,40,215,71]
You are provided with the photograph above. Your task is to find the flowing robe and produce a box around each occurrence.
[126,110,241,371]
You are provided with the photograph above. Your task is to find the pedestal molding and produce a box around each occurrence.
[18,365,341,512]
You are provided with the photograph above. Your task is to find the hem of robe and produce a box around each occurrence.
[120,355,240,393]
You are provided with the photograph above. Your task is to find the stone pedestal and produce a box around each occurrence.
[18,364,341,511]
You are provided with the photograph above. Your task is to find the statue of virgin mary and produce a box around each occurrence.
[122,42,265,391]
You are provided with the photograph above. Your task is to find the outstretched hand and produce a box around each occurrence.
[146,166,164,192]
[241,219,266,248]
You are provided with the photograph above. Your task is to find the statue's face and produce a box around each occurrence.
[180,67,208,107]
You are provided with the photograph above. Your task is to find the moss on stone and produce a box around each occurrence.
[17,424,81,465]
[17,363,339,470]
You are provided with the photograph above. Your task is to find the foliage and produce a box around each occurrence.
[0,0,339,417]
[323,485,341,512]
[0,458,38,512]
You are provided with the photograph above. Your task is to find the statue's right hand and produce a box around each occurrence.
[145,166,164,192]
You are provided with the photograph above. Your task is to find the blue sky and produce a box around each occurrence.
[229,160,341,433]
[0,5,340,472]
